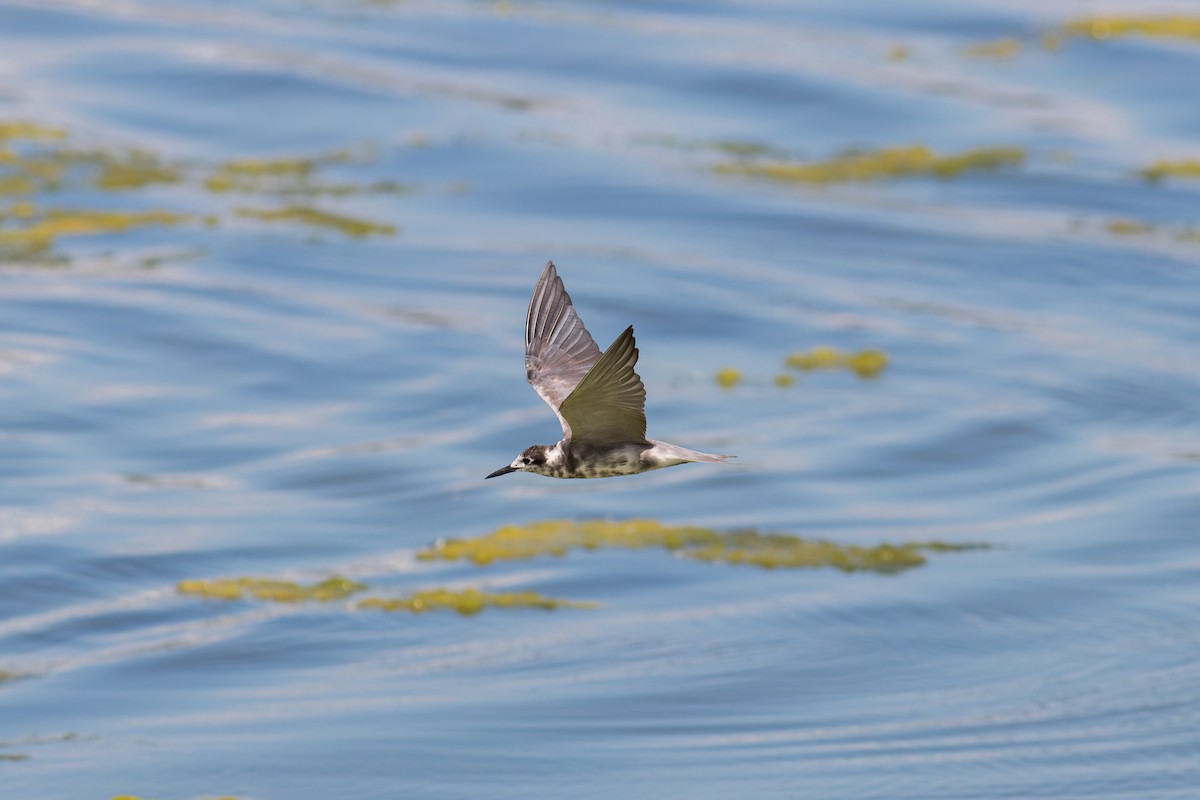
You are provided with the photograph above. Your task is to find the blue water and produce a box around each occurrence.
[2,1,1199,798]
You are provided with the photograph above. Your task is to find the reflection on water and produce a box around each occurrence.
[1,1,1199,799]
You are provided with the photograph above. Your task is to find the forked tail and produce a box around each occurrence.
[648,440,735,465]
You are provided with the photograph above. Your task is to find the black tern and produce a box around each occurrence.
[487,261,733,480]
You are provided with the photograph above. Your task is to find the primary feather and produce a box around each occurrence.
[524,261,602,439]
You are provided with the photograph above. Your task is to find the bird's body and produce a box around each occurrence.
[487,261,732,480]
[512,439,724,480]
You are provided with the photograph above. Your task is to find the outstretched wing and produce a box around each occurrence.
[557,325,647,446]
[525,260,603,438]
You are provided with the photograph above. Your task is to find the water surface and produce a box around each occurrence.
[2,1,1199,798]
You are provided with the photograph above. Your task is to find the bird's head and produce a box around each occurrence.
[486,444,552,479]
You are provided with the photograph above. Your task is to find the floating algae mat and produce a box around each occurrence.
[715,347,887,389]
[715,144,1025,185]
[1064,16,1200,44]
[715,367,743,389]
[176,576,587,615]
[1105,219,1157,236]
[203,152,414,197]
[1098,219,1200,245]
[358,589,593,615]
[1139,159,1200,183]
[419,519,983,573]
[177,576,368,603]
[235,205,398,237]
[0,121,68,142]
[962,37,1022,59]
[203,153,345,191]
[178,521,983,619]
[0,208,197,259]
[0,118,402,261]
[785,346,888,378]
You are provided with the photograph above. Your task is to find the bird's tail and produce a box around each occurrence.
[648,440,735,464]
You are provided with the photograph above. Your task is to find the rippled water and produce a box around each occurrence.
[2,1,1199,798]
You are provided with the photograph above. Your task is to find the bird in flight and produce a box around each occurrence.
[487,261,733,480]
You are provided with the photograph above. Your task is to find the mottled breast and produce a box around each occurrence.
[556,443,649,479]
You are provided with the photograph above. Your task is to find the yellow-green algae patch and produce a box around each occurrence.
[0,121,68,142]
[963,38,1022,59]
[687,532,928,571]
[785,347,888,378]
[93,151,183,190]
[207,150,352,179]
[633,134,780,159]
[205,163,306,193]
[1140,159,1200,183]
[235,206,396,237]
[419,519,983,574]
[219,155,329,177]
[177,575,589,615]
[1177,229,1200,244]
[1064,16,1200,44]
[0,124,202,260]
[358,589,594,615]
[1095,218,1200,246]
[1,145,184,195]
[202,150,396,196]
[0,120,413,260]
[0,200,37,218]
[0,208,195,259]
[1106,219,1156,236]
[0,175,37,196]
[715,367,742,389]
[715,145,1025,185]
[177,575,367,603]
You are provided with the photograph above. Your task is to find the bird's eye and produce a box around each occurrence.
[521,457,532,465]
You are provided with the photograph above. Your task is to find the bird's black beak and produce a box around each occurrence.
[486,465,518,479]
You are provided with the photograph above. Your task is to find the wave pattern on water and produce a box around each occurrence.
[1,0,1199,798]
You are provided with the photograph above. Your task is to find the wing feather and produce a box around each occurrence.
[525,261,603,438]
[558,325,648,445]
